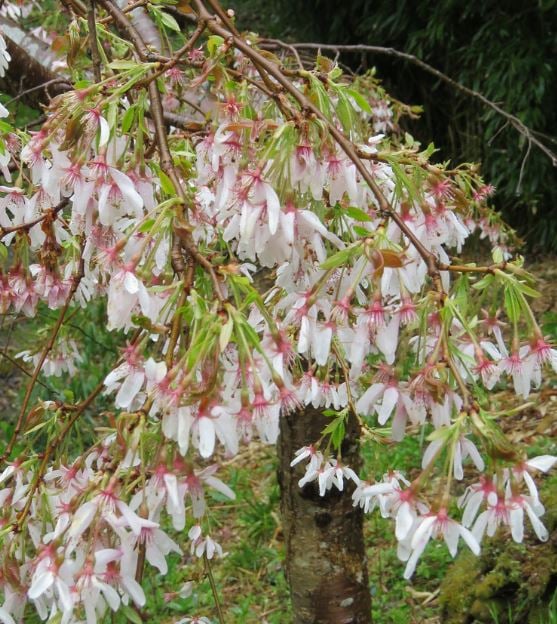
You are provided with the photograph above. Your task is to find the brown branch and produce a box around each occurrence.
[98,0,148,24]
[61,0,87,16]
[1,251,84,463]
[0,35,200,131]
[134,22,207,89]
[260,39,557,168]
[99,0,226,302]
[0,349,52,391]
[226,67,275,98]
[88,1,102,83]
[4,78,70,107]
[0,198,69,237]
[14,378,105,528]
[171,21,207,63]
[147,81,186,196]
[204,0,240,37]
[193,1,441,284]
[96,0,152,61]
[204,553,226,624]
[179,96,206,117]
[0,36,71,109]
[261,38,304,71]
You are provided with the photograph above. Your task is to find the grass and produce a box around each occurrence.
[488,590,557,624]
[144,423,556,624]
[124,447,291,624]
[129,433,460,624]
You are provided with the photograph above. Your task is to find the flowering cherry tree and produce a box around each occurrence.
[0,1,555,623]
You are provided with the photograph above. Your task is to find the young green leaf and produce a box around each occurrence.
[346,88,372,114]
[320,242,363,270]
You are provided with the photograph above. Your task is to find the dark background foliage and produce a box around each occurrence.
[228,0,557,250]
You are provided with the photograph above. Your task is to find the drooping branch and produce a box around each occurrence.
[97,0,226,302]
[260,39,557,168]
[2,251,85,462]
[14,378,106,527]
[192,0,442,284]
[190,0,495,415]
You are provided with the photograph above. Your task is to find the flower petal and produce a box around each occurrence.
[0,607,15,624]
[110,168,143,214]
[459,525,480,555]
[121,576,146,607]
[69,500,98,538]
[198,417,216,458]
[115,370,144,409]
[527,455,557,473]
[28,570,54,600]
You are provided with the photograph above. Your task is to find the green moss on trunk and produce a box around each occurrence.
[439,476,557,624]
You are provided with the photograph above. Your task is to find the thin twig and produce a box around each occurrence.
[88,0,103,82]
[0,198,69,237]
[96,0,152,60]
[262,38,309,71]
[204,553,226,624]
[2,252,84,462]
[180,96,206,116]
[0,349,52,391]
[14,378,105,527]
[516,138,532,195]
[4,78,71,106]
[98,0,148,24]
[260,39,557,167]
[134,22,207,89]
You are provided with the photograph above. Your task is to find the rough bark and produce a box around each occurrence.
[0,32,201,130]
[116,0,162,51]
[0,18,70,109]
[278,406,371,624]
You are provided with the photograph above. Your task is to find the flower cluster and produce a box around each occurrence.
[17,338,83,377]
[0,435,230,622]
[0,3,554,622]
[346,454,556,578]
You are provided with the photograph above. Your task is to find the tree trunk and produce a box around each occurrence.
[0,34,201,132]
[0,20,70,109]
[278,405,371,624]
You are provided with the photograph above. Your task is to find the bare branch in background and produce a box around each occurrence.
[260,39,557,169]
